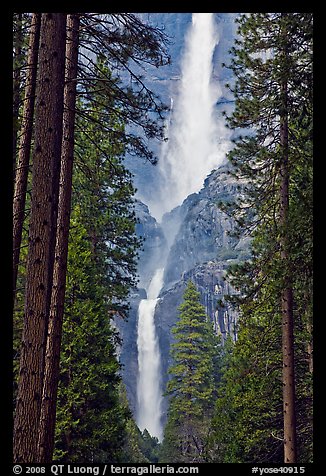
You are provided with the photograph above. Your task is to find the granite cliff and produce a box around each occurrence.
[116,162,250,416]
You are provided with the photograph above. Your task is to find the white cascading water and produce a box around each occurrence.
[136,268,164,440]
[149,13,231,222]
[136,13,231,440]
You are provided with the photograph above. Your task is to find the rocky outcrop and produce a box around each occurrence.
[162,163,250,288]
[158,162,250,337]
[134,200,168,290]
[116,162,250,416]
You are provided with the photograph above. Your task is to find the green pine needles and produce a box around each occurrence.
[160,281,221,463]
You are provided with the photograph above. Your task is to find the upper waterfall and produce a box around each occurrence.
[148,13,231,221]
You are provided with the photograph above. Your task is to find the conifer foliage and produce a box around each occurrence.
[211,12,313,463]
[160,281,220,463]
[13,12,169,463]
[52,53,141,462]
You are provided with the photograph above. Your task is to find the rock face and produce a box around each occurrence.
[162,164,249,288]
[115,162,250,417]
[134,200,168,290]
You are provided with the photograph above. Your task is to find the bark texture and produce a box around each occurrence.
[280,75,297,463]
[13,13,67,463]
[37,14,80,463]
[13,12,41,297]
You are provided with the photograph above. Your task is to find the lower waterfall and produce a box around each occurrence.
[136,268,164,440]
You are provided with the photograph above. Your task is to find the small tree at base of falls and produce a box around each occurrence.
[160,281,221,463]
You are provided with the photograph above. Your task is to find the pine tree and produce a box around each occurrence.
[76,13,170,163]
[160,281,220,463]
[72,55,140,312]
[210,302,284,463]
[13,13,27,166]
[53,57,141,462]
[53,206,128,462]
[13,12,170,463]
[215,12,313,463]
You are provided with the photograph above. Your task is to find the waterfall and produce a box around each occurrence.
[136,13,231,439]
[136,268,164,440]
[148,13,231,222]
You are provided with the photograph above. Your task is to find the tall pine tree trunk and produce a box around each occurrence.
[280,58,297,463]
[13,13,41,297]
[13,13,67,463]
[37,14,80,463]
[13,13,23,170]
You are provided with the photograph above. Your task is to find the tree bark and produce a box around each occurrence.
[37,14,80,463]
[13,13,67,463]
[281,284,297,463]
[306,319,313,374]
[13,13,41,298]
[280,68,297,463]
[13,13,23,170]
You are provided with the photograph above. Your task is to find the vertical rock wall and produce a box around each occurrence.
[116,163,250,417]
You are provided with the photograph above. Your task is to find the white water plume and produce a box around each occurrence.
[136,268,164,440]
[149,13,231,221]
